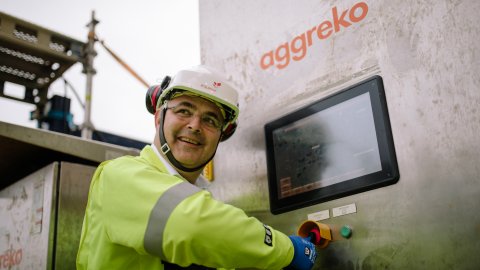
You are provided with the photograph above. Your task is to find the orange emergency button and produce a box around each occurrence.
[297,220,332,248]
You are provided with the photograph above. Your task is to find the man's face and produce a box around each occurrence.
[160,94,224,170]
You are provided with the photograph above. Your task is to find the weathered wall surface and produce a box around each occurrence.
[200,0,480,268]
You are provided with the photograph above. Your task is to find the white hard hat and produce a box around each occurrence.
[159,65,239,130]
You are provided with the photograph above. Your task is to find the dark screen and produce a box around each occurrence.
[272,92,382,198]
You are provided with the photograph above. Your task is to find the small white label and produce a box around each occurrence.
[332,203,357,217]
[307,210,330,221]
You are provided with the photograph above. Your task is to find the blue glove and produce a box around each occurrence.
[286,235,317,270]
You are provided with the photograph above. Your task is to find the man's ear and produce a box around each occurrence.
[154,110,161,129]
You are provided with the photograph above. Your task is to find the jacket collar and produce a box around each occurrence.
[150,144,178,176]
[139,145,169,174]
[146,144,210,186]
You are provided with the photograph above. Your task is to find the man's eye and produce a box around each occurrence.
[203,116,221,128]
[175,108,193,116]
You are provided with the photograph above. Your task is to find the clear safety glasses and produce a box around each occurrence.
[166,102,224,131]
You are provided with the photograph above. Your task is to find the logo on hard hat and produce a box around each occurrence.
[201,82,221,93]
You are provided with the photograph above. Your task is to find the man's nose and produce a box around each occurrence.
[187,114,202,132]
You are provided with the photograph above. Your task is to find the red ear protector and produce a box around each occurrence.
[145,76,171,115]
[145,76,237,141]
[220,121,237,141]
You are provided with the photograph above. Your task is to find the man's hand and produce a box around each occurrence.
[286,235,317,270]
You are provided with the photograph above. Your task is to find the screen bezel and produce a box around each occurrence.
[264,76,399,214]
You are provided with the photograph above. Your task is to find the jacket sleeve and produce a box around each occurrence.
[160,190,294,269]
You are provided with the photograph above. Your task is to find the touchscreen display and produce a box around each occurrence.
[265,76,399,214]
[272,93,382,198]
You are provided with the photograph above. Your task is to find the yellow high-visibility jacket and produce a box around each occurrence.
[76,145,294,269]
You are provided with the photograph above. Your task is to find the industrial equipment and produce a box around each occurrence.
[0,11,149,144]
[0,121,140,269]
[0,11,149,270]
[0,11,85,124]
[199,0,480,268]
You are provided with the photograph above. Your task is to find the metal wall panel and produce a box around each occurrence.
[54,162,96,270]
[199,0,480,268]
[0,163,57,269]
[0,162,96,269]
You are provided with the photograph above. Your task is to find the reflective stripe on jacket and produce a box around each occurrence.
[76,145,294,269]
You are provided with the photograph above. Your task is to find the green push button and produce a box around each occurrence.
[340,225,352,239]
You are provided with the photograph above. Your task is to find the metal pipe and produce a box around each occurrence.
[81,10,98,139]
[99,39,150,88]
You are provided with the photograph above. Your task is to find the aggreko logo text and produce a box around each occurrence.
[260,2,369,70]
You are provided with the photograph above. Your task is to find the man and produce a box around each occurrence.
[76,65,317,269]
